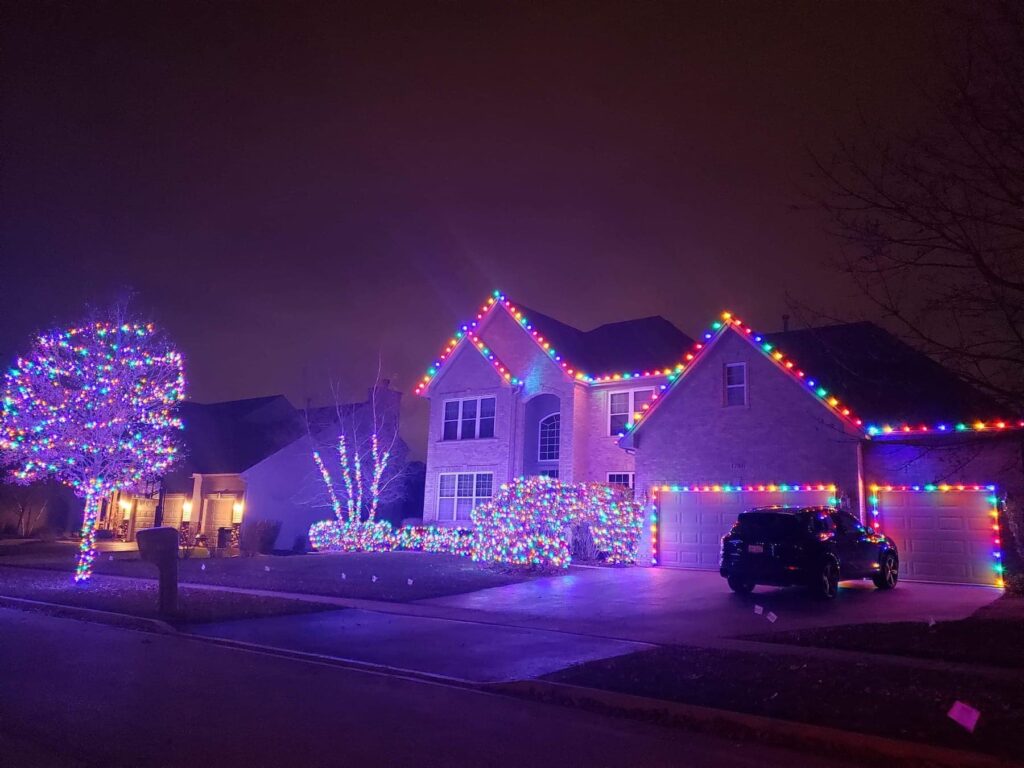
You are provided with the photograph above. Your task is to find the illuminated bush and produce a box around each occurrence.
[308,520,473,556]
[471,476,644,569]
[392,525,474,556]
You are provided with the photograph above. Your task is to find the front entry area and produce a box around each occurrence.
[655,484,837,568]
[870,485,1001,586]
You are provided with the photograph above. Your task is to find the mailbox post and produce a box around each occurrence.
[136,526,179,616]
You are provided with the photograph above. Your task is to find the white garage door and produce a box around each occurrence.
[657,485,837,569]
[874,487,998,586]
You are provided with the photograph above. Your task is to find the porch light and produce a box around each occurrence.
[181,500,193,522]
[232,500,244,524]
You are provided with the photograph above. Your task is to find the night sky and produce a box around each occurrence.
[2,1,952,456]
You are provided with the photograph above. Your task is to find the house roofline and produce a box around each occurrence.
[413,290,688,396]
[620,310,1024,447]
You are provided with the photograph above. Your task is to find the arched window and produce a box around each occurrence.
[538,413,560,462]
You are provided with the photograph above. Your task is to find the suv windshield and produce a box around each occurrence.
[735,511,809,539]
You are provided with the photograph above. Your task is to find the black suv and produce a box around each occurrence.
[719,506,899,599]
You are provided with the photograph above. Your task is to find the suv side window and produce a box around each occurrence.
[834,511,866,536]
[812,513,836,535]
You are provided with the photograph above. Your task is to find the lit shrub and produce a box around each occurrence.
[471,477,643,569]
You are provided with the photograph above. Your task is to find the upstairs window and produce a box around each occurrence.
[538,413,560,461]
[608,389,655,435]
[442,396,496,440]
[724,363,747,407]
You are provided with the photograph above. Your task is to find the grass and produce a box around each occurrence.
[747,600,1024,669]
[0,541,546,601]
[548,644,1024,760]
[0,565,338,625]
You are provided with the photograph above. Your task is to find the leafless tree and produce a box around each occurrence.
[809,3,1024,577]
[811,2,1024,412]
[305,362,411,523]
[0,473,49,537]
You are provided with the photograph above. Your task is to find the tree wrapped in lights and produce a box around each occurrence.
[306,373,410,551]
[0,317,185,581]
[471,476,644,569]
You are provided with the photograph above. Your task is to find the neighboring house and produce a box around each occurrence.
[621,312,1023,587]
[415,291,694,524]
[105,382,412,551]
[243,381,412,551]
[101,395,304,544]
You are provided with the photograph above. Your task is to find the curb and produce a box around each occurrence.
[490,679,1017,768]
[0,595,178,635]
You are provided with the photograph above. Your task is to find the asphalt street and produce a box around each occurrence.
[0,607,874,768]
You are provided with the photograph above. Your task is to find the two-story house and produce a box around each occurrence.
[417,292,1020,588]
[415,291,693,524]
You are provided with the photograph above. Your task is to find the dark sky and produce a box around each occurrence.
[1,1,951,456]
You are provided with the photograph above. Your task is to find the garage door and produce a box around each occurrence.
[871,486,1000,586]
[656,484,837,569]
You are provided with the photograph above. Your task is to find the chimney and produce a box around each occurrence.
[782,314,790,333]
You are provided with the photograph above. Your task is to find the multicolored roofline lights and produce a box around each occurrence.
[413,323,522,396]
[647,483,839,566]
[865,420,1024,437]
[867,483,1004,589]
[414,291,685,395]
[621,311,1024,440]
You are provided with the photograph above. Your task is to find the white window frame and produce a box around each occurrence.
[437,472,494,521]
[724,363,747,407]
[441,396,496,440]
[608,388,655,435]
[538,469,559,479]
[537,412,560,462]
[607,472,635,489]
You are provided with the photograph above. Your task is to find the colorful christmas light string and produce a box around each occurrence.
[646,483,839,566]
[0,321,185,582]
[868,483,1004,588]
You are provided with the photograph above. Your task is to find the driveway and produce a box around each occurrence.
[419,566,1003,645]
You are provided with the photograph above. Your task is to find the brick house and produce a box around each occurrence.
[621,312,1022,586]
[417,293,1020,587]
[415,291,693,524]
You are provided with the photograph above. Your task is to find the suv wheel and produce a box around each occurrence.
[873,552,899,590]
[727,576,755,594]
[814,560,840,599]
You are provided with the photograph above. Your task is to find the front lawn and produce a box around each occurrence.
[749,598,1024,669]
[548,644,1024,760]
[0,544,547,601]
[0,565,338,625]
